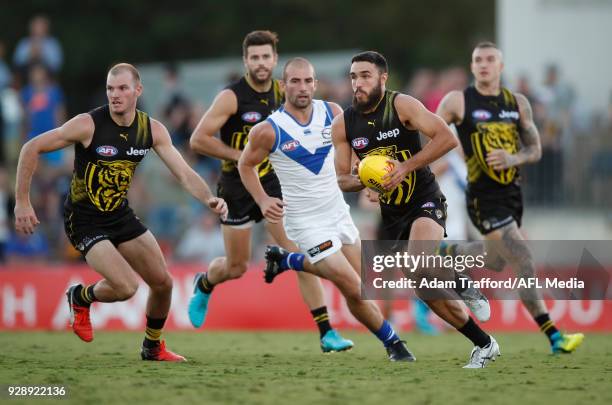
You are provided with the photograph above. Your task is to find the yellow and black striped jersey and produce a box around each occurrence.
[65,104,152,215]
[344,90,440,208]
[456,85,522,195]
[220,76,283,180]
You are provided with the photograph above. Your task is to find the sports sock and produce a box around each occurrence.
[373,320,400,347]
[143,316,167,348]
[311,306,332,338]
[534,313,560,342]
[72,284,97,307]
[458,317,491,348]
[281,252,305,271]
[197,272,214,294]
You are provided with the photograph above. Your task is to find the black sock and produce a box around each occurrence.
[197,272,214,294]
[72,284,97,307]
[458,317,491,348]
[534,313,559,341]
[453,272,468,294]
[143,316,167,348]
[311,306,332,338]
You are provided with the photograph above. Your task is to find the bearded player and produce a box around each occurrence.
[333,51,500,368]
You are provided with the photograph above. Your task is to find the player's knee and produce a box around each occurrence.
[516,258,536,277]
[414,266,436,281]
[226,261,248,279]
[487,256,506,272]
[334,274,361,302]
[344,288,362,305]
[150,273,173,293]
[115,280,139,300]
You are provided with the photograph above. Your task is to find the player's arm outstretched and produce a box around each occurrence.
[14,114,94,234]
[237,121,285,223]
[189,89,242,161]
[383,94,458,190]
[151,119,227,219]
[485,93,542,171]
[331,112,365,192]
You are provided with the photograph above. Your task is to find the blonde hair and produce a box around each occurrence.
[108,63,141,84]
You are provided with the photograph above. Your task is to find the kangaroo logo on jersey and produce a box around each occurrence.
[376,128,400,141]
[96,146,118,157]
[472,109,492,120]
[281,140,300,152]
[321,127,332,145]
[352,137,369,149]
[242,111,262,123]
[321,127,331,140]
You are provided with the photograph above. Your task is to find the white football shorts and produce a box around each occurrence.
[284,203,359,264]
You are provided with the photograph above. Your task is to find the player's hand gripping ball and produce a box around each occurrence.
[358,155,395,193]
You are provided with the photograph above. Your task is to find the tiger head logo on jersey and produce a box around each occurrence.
[470,122,519,185]
[84,160,138,211]
[223,125,273,178]
[364,145,416,205]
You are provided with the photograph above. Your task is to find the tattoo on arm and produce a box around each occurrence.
[514,95,542,166]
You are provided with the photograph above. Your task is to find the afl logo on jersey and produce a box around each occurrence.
[352,137,369,150]
[96,145,118,157]
[281,140,300,152]
[472,109,492,120]
[242,111,262,123]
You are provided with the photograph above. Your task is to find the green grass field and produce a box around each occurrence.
[1,331,610,404]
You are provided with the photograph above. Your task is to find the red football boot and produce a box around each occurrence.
[141,340,187,362]
[66,285,94,342]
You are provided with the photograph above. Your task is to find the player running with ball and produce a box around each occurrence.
[332,51,499,368]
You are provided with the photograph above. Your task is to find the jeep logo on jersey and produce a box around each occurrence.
[499,110,519,120]
[126,147,149,156]
[352,137,369,149]
[472,109,492,120]
[376,128,400,141]
[96,145,118,157]
[242,111,262,123]
[281,140,300,152]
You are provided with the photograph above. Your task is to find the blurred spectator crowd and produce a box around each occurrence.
[1,15,611,265]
